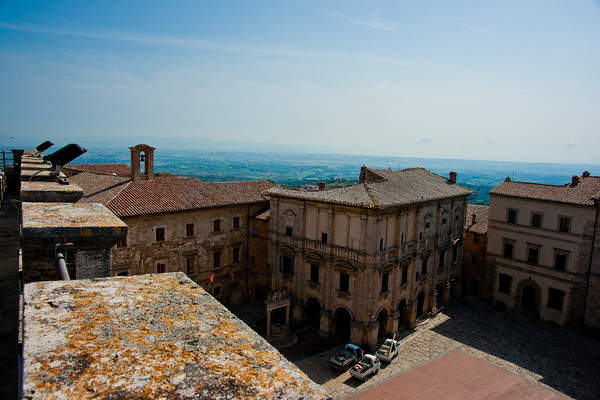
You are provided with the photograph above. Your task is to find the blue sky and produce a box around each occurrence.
[1,0,599,163]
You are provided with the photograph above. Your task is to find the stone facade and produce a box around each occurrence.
[487,174,600,330]
[461,204,490,302]
[248,209,271,302]
[267,167,472,349]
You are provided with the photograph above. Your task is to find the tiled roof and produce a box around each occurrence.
[64,163,131,176]
[489,176,600,206]
[465,204,489,235]
[268,167,473,209]
[70,173,274,218]
[253,209,270,220]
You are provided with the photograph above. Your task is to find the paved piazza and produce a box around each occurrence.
[294,303,600,400]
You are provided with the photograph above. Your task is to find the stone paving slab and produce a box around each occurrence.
[295,303,600,400]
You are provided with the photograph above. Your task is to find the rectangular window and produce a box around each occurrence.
[186,223,195,237]
[438,251,445,270]
[531,213,542,228]
[421,257,428,275]
[281,255,294,275]
[498,274,512,294]
[554,251,568,271]
[471,254,478,265]
[213,285,222,297]
[310,264,319,283]
[379,238,384,250]
[507,209,517,224]
[547,288,565,311]
[527,246,539,264]
[213,251,221,269]
[233,216,240,229]
[559,217,571,233]
[285,226,293,236]
[401,266,408,284]
[156,263,166,273]
[155,227,165,242]
[321,232,328,244]
[232,247,240,264]
[381,273,389,293]
[339,272,350,293]
[117,236,128,248]
[186,257,195,275]
[117,271,129,276]
[213,219,221,232]
[503,241,514,258]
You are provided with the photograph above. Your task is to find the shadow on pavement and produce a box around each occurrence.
[431,302,600,400]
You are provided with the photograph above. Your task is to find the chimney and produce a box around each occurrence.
[583,171,591,177]
[572,175,580,186]
[449,171,457,183]
[129,144,156,182]
[318,182,325,190]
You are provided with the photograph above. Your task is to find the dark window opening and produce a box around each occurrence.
[186,257,195,275]
[527,247,539,264]
[213,286,221,297]
[233,216,240,229]
[531,213,542,228]
[421,257,428,276]
[555,253,567,271]
[547,288,565,311]
[310,264,319,283]
[285,226,293,236]
[232,247,240,264]
[401,266,408,284]
[281,255,294,275]
[559,217,571,233]
[471,254,478,265]
[438,251,445,270]
[381,273,389,293]
[339,272,350,293]
[155,227,165,242]
[507,209,517,224]
[321,232,328,244]
[157,263,166,273]
[503,242,514,258]
[498,274,512,294]
[117,271,129,276]
[117,236,128,248]
[213,219,221,232]
[379,238,384,250]
[186,223,195,237]
[213,252,221,269]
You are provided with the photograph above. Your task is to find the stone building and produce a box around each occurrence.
[267,167,473,348]
[461,204,490,302]
[70,144,275,306]
[487,173,600,329]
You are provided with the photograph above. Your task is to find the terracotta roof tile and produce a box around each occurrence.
[489,176,600,206]
[64,163,131,176]
[465,204,489,235]
[70,173,274,217]
[268,168,473,209]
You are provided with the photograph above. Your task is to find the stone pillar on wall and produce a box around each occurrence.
[391,310,400,333]
[408,301,417,329]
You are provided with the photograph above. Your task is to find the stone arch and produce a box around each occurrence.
[304,297,322,329]
[515,278,542,314]
[283,209,296,217]
[396,297,408,329]
[414,285,428,318]
[376,308,389,339]
[332,306,354,341]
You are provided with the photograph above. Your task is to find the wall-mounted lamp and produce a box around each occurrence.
[41,143,87,184]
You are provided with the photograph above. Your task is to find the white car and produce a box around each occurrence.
[376,336,399,363]
[349,354,381,381]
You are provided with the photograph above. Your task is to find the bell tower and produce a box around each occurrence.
[129,144,156,182]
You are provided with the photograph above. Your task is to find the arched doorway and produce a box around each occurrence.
[469,278,479,298]
[333,308,352,341]
[417,291,425,318]
[521,285,536,312]
[304,297,321,329]
[376,309,388,340]
[397,299,407,329]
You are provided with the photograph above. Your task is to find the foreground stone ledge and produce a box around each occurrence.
[21,202,127,249]
[23,273,330,400]
[20,182,83,203]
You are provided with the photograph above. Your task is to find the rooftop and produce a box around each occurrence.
[70,172,275,218]
[268,167,473,209]
[63,163,132,176]
[489,174,600,206]
[465,204,489,235]
[23,273,330,400]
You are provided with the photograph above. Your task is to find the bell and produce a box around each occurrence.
[140,153,145,162]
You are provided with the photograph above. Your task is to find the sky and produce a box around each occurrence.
[1,0,599,163]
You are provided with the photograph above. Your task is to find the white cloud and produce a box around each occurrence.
[564,141,576,148]
[420,136,434,143]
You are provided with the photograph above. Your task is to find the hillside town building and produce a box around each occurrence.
[267,167,474,348]
[69,144,274,306]
[487,173,600,329]
[461,204,490,302]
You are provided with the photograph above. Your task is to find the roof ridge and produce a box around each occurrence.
[363,182,379,207]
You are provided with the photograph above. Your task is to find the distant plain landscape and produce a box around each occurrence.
[67,147,599,205]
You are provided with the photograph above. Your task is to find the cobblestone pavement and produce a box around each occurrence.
[295,303,600,400]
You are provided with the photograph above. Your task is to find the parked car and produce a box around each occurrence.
[349,354,381,381]
[375,334,400,363]
[330,343,364,371]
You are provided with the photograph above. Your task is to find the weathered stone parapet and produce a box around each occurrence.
[20,181,83,203]
[22,273,330,400]
[21,202,127,282]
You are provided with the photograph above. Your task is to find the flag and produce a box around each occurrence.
[209,272,214,283]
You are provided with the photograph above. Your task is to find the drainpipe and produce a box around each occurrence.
[55,243,73,281]
[582,200,599,327]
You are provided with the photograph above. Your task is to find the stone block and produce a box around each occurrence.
[20,181,83,203]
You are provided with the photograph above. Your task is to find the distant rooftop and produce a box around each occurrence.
[465,204,489,235]
[63,163,132,176]
[23,273,330,400]
[70,172,275,218]
[489,173,600,206]
[268,167,473,209]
